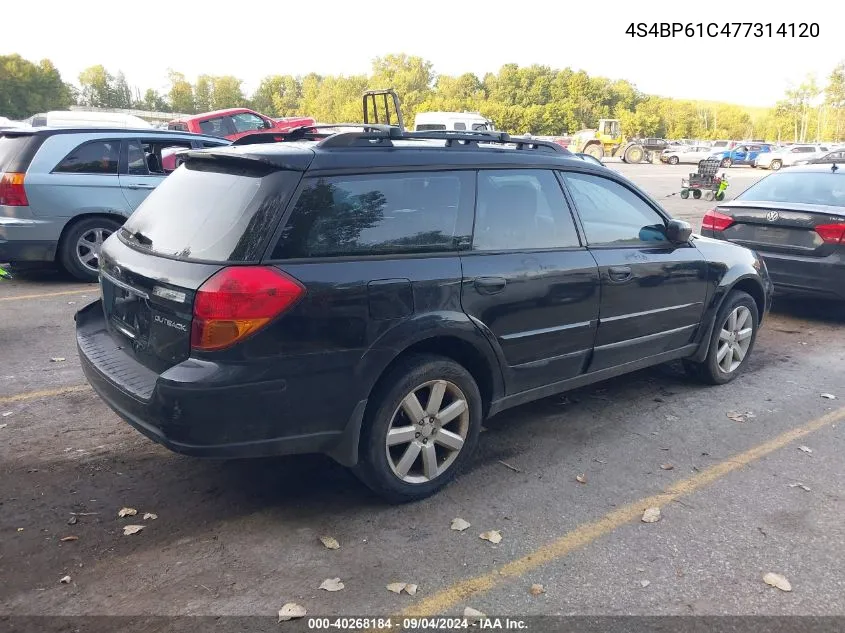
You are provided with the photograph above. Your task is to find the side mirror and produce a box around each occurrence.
[666,219,692,244]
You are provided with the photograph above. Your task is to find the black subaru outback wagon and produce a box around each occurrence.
[76,127,773,502]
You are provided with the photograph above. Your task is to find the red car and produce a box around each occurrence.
[167,108,315,141]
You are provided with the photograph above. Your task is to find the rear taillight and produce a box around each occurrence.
[701,209,734,232]
[0,172,28,206]
[815,223,845,244]
[191,266,305,351]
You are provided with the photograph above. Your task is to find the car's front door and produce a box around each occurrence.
[460,169,600,394]
[732,146,749,164]
[560,171,709,372]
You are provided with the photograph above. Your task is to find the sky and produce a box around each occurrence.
[3,0,842,108]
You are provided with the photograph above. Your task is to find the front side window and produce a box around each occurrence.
[562,172,668,246]
[272,171,474,259]
[54,140,119,174]
[232,112,268,133]
[473,170,580,251]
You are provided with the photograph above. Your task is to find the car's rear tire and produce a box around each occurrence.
[59,216,121,282]
[721,158,733,168]
[770,160,782,171]
[668,155,679,165]
[684,290,759,385]
[354,354,483,503]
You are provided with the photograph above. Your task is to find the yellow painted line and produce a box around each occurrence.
[398,406,845,619]
[0,288,93,302]
[0,384,90,405]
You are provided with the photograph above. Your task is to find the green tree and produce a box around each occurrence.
[0,55,73,118]
[194,75,213,112]
[112,71,133,109]
[78,64,113,107]
[370,54,434,123]
[210,76,245,109]
[168,70,195,114]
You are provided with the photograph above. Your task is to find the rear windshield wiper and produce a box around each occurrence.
[123,228,153,247]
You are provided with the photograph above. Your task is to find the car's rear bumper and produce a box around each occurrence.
[0,212,61,262]
[759,250,845,300]
[75,300,366,465]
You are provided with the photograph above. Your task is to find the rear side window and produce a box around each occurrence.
[168,122,189,131]
[473,170,580,251]
[416,124,447,131]
[737,172,845,207]
[120,160,300,262]
[271,171,474,259]
[453,122,466,131]
[198,117,231,137]
[54,140,119,174]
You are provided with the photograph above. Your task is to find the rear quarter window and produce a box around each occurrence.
[271,171,475,259]
[738,172,845,207]
[0,135,34,171]
[120,160,300,262]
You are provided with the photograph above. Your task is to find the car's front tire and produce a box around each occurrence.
[355,354,483,503]
[668,156,679,165]
[684,290,759,385]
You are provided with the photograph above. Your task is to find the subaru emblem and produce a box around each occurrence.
[766,211,779,222]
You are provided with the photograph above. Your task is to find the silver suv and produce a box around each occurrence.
[0,128,229,281]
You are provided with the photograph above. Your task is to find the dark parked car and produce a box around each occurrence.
[701,164,845,301]
[75,128,773,502]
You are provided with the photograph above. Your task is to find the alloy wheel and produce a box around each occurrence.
[385,379,470,484]
[76,227,112,273]
[717,306,753,373]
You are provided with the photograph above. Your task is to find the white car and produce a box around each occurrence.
[753,144,831,170]
[660,144,713,165]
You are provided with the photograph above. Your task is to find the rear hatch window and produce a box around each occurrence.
[0,134,37,172]
[120,159,301,262]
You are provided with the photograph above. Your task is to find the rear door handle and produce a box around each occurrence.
[607,266,633,282]
[474,276,507,295]
[126,183,156,190]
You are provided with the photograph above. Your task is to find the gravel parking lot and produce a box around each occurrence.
[1,163,844,623]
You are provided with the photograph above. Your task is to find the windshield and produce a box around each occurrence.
[737,171,845,207]
[120,160,300,262]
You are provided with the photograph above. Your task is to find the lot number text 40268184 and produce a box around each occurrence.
[626,23,819,38]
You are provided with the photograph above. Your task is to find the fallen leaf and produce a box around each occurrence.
[404,583,418,596]
[727,411,755,423]
[763,572,792,592]
[636,567,646,572]
[117,507,137,518]
[67,516,78,526]
[464,607,486,623]
[277,602,306,622]
[593,458,607,464]
[641,507,661,523]
[17,527,24,532]
[68,301,76,305]
[479,530,502,544]
[122,525,144,536]
[450,518,471,532]
[60,575,71,584]
[640,579,651,588]
[319,535,340,550]
[386,582,406,594]
[660,463,674,470]
[798,445,813,454]
[2,411,12,416]
[665,414,679,422]
[789,483,811,492]
[821,393,836,400]
[530,583,545,595]
[50,357,66,363]
[60,536,78,542]
[0,424,7,430]
[575,473,587,484]
[143,513,158,521]
[319,578,344,592]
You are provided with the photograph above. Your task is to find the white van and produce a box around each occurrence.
[25,110,153,129]
[413,111,495,132]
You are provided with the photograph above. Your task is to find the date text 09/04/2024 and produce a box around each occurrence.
[626,22,819,38]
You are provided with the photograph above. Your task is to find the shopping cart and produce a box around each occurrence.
[680,156,728,201]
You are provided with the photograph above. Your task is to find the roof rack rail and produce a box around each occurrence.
[230,124,397,146]
[318,127,569,153]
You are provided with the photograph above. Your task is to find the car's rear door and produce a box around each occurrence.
[118,138,194,211]
[560,170,708,372]
[459,169,600,394]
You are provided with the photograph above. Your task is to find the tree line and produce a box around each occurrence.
[2,52,844,142]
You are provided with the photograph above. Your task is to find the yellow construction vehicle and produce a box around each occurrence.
[570,119,668,163]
